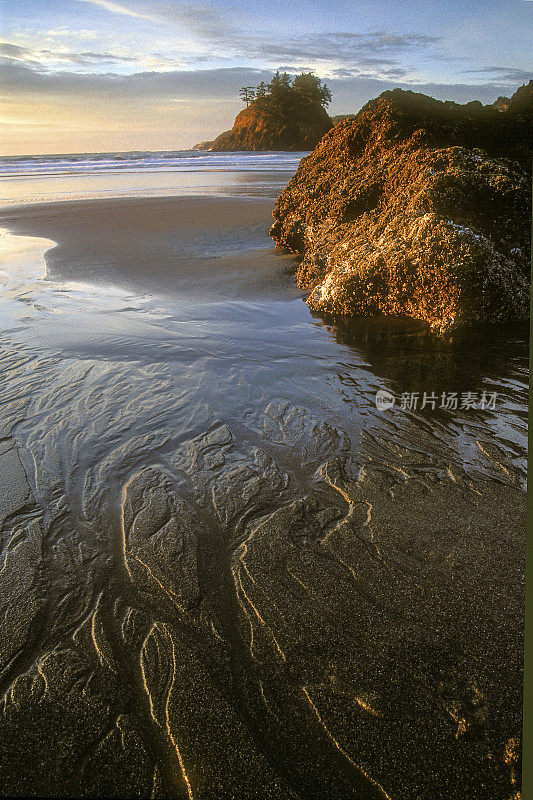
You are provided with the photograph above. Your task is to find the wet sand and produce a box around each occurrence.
[0,193,526,799]
[0,196,301,300]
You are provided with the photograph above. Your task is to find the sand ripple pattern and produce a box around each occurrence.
[0,341,525,800]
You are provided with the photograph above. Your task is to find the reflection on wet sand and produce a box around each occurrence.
[0,195,526,799]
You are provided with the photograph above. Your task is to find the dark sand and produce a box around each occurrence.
[0,194,526,800]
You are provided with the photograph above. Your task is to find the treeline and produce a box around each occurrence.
[239,71,332,115]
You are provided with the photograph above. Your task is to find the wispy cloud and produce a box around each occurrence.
[0,26,441,82]
[0,41,136,67]
[75,0,158,21]
[76,0,240,41]
[243,31,439,65]
[461,65,532,83]
[0,57,272,98]
[239,31,441,79]
[1,3,529,112]
[69,1,441,78]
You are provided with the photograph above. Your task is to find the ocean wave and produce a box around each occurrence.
[0,150,307,178]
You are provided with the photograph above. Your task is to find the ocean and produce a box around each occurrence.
[0,149,306,206]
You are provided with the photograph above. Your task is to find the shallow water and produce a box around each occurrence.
[0,150,304,206]
[0,158,527,799]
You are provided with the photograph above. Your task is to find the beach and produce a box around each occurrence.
[0,196,302,301]
[0,153,527,799]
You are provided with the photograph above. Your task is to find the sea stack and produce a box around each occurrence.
[194,71,334,152]
[270,82,532,332]
[208,100,332,151]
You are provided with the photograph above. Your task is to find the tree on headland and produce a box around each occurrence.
[239,86,257,107]
[267,71,295,115]
[255,81,268,99]
[239,71,332,114]
[269,70,292,93]
[291,72,332,109]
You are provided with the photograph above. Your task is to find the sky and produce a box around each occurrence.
[0,0,531,154]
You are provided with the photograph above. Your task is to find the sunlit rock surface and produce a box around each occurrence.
[209,101,332,152]
[270,84,532,331]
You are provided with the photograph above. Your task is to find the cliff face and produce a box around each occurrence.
[209,101,332,151]
[270,84,532,332]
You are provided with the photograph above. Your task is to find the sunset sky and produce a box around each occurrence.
[1,0,531,154]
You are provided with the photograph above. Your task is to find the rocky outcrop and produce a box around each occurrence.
[492,96,511,112]
[192,131,232,151]
[192,140,215,151]
[270,84,532,332]
[209,100,332,151]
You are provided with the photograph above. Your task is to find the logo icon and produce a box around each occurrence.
[375,390,395,411]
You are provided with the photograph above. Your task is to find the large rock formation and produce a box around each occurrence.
[270,83,532,332]
[207,100,332,152]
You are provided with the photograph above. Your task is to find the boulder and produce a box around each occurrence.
[270,84,532,332]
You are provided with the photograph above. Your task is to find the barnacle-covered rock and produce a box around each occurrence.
[271,83,532,332]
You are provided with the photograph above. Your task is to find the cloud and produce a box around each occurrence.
[72,1,439,77]
[3,56,529,154]
[0,22,438,82]
[0,40,136,67]
[0,25,441,83]
[0,14,528,110]
[65,51,137,64]
[1,54,527,110]
[0,43,26,58]
[75,0,240,42]
[0,57,273,99]
[236,30,440,66]
[461,65,532,83]
[74,0,437,57]
[75,0,153,18]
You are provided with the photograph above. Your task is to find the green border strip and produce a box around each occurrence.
[524,163,532,800]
